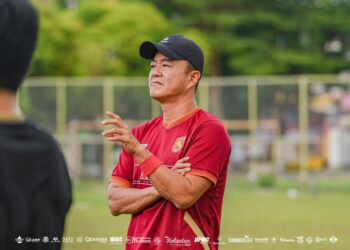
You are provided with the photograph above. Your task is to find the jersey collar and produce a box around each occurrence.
[162,107,200,129]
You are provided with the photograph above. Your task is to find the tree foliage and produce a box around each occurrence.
[145,0,350,75]
[30,0,171,76]
[30,0,350,77]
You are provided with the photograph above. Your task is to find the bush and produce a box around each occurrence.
[257,173,276,188]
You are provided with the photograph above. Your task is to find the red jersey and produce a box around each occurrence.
[110,108,231,250]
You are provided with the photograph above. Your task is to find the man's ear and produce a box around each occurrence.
[188,71,201,89]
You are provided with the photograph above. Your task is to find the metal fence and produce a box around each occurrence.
[19,75,350,182]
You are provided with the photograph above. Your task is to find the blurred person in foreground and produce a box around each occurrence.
[102,35,231,250]
[0,0,71,249]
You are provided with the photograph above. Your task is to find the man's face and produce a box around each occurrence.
[148,52,193,103]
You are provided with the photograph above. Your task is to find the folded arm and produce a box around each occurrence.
[147,166,212,209]
[108,185,161,216]
[107,156,193,215]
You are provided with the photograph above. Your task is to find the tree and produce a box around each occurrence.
[31,1,80,75]
[74,0,171,76]
[30,0,172,76]
[145,0,350,75]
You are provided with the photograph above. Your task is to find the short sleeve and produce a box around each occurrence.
[185,121,231,185]
[110,148,133,188]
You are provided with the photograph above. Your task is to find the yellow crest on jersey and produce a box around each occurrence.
[171,136,186,153]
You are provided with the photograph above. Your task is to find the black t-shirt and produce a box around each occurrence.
[0,120,72,249]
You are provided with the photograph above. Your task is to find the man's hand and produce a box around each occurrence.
[172,156,191,176]
[101,111,144,155]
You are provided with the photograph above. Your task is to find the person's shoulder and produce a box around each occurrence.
[194,109,230,141]
[26,121,53,138]
[195,109,225,128]
[132,115,163,135]
[24,121,62,150]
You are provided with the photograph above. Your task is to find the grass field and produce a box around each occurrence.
[62,175,350,250]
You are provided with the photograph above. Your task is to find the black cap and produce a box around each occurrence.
[139,35,204,74]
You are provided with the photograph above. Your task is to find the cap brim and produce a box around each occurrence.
[139,41,183,60]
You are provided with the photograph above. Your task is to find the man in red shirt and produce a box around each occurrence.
[102,35,231,250]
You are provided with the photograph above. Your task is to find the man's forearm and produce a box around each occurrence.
[147,165,194,208]
[108,185,161,216]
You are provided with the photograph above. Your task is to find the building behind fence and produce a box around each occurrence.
[19,75,350,181]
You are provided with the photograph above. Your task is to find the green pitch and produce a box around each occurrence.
[62,176,350,250]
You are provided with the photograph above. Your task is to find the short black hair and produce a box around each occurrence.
[0,0,38,92]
